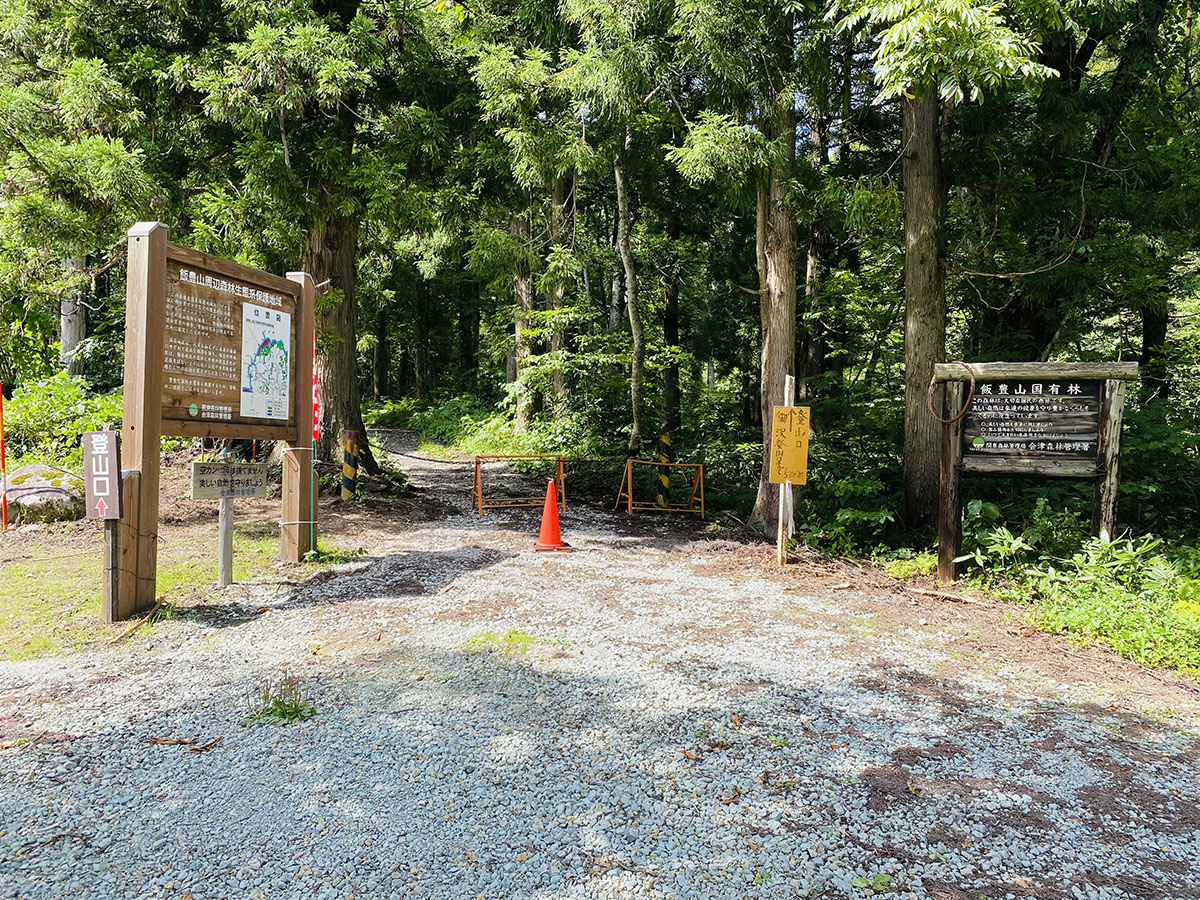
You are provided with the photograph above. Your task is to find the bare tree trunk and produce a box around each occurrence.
[305,196,376,473]
[414,279,434,400]
[1140,300,1171,399]
[748,94,798,536]
[663,214,681,434]
[60,257,87,377]
[901,88,945,530]
[458,279,480,388]
[614,137,646,452]
[372,305,388,401]
[548,176,570,408]
[511,207,536,431]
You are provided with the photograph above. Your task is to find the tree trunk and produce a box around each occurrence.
[305,198,377,473]
[748,95,798,537]
[372,305,388,401]
[60,256,87,377]
[614,138,646,452]
[1140,300,1170,399]
[413,279,434,401]
[662,214,681,434]
[458,279,480,387]
[511,207,536,431]
[548,176,570,408]
[901,88,946,530]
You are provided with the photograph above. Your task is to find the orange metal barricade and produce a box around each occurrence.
[614,459,704,518]
[472,455,565,514]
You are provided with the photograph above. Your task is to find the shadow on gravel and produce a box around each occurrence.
[182,547,514,629]
[3,635,1197,900]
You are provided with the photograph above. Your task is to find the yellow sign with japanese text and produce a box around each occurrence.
[769,406,810,485]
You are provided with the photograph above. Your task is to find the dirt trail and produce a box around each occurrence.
[0,429,1197,900]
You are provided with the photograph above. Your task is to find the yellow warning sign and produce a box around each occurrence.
[769,406,810,485]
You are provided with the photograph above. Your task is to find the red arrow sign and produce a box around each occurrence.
[95,498,108,517]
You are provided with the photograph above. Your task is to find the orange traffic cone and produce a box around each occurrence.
[534,479,572,552]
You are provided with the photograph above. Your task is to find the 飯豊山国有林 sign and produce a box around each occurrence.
[161,248,299,438]
[933,361,1138,584]
[962,379,1102,463]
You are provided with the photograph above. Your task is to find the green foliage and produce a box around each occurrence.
[242,674,317,727]
[1025,535,1200,676]
[3,374,121,465]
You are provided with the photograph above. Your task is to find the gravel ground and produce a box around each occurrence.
[1,430,1198,900]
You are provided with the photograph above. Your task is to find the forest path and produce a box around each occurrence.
[0,430,1197,900]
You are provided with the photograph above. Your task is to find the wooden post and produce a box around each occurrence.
[282,271,315,563]
[117,222,167,619]
[217,497,234,586]
[777,374,795,565]
[102,518,120,623]
[473,458,482,513]
[937,380,965,583]
[557,456,565,510]
[1092,378,1127,538]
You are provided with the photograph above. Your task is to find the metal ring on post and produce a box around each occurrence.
[927,361,977,425]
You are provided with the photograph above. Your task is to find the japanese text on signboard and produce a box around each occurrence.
[963,380,1101,461]
[769,406,810,485]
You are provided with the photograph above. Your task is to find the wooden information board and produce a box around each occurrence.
[162,247,299,439]
[112,222,317,622]
[769,406,810,485]
[933,361,1137,583]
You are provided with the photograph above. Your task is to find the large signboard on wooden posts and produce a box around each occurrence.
[934,361,1137,583]
[162,249,299,438]
[111,222,316,623]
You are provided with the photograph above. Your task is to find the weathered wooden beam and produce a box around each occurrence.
[118,222,168,620]
[281,271,316,563]
[937,381,965,583]
[1092,379,1127,537]
[961,457,1100,478]
[933,362,1139,382]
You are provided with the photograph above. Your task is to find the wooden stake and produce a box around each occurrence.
[118,222,167,620]
[937,380,965,583]
[281,271,316,563]
[1092,378,1127,538]
[217,496,234,587]
[102,517,120,623]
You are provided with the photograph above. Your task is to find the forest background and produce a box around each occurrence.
[3,0,1200,671]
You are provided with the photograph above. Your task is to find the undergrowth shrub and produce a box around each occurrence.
[4,374,122,466]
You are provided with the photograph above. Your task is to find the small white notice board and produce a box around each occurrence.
[190,462,270,500]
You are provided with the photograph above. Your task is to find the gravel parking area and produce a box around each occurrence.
[1,431,1197,900]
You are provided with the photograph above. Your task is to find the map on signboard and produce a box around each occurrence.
[239,303,291,420]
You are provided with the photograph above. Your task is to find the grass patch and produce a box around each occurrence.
[461,628,568,655]
[242,673,316,726]
[880,551,937,579]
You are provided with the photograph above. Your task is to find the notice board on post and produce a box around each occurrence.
[161,246,300,440]
[933,361,1138,583]
[114,222,317,623]
[769,406,810,485]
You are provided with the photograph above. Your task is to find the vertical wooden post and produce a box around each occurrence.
[1092,378,1127,538]
[474,458,482,513]
[777,374,795,564]
[217,497,234,586]
[557,456,565,510]
[102,518,120,623]
[282,271,316,563]
[117,222,167,619]
[937,380,965,583]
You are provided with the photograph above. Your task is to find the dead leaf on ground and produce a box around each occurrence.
[907,782,923,797]
[679,749,699,760]
[185,736,223,753]
[465,849,480,863]
[730,713,742,727]
[719,787,742,805]
[149,737,197,746]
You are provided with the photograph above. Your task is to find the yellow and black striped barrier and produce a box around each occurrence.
[342,430,359,501]
[655,433,672,508]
